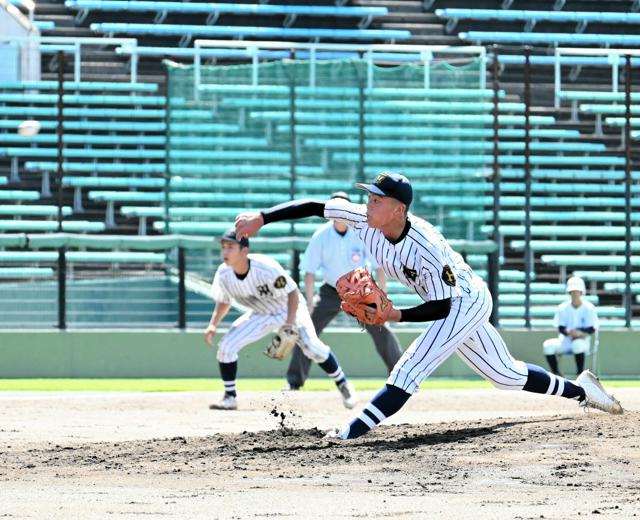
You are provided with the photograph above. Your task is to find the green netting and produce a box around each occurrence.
[166,57,491,249]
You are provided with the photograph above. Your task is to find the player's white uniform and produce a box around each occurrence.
[324,198,553,395]
[543,300,598,356]
[211,254,330,364]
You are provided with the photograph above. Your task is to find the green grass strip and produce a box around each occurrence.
[0,378,637,392]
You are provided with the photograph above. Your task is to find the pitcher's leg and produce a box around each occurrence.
[457,322,584,400]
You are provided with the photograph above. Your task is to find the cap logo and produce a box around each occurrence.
[375,174,387,184]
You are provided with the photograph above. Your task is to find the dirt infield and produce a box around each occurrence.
[1,387,639,519]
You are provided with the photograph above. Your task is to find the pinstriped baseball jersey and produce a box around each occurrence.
[324,198,481,302]
[211,253,298,314]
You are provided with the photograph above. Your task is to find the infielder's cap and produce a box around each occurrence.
[355,171,413,207]
[219,229,249,248]
[330,190,351,202]
[566,276,586,293]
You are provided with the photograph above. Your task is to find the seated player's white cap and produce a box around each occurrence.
[566,276,586,293]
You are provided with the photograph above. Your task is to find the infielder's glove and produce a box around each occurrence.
[264,324,299,360]
[336,267,393,326]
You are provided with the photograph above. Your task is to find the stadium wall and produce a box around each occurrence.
[0,330,638,379]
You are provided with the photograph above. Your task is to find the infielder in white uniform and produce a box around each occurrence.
[543,276,598,377]
[235,172,622,438]
[204,230,357,411]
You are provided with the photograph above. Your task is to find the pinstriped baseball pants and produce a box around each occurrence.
[217,306,331,364]
[388,284,529,394]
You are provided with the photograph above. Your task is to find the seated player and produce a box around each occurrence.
[203,229,357,411]
[543,276,598,377]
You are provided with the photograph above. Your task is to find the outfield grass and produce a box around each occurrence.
[0,378,637,392]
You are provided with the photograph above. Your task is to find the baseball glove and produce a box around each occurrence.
[336,267,393,326]
[264,324,299,360]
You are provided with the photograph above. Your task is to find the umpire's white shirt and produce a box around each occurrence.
[211,253,297,314]
[300,221,378,287]
[324,198,483,302]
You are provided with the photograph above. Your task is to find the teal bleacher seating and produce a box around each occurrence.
[485,225,640,237]
[0,267,55,278]
[0,148,164,159]
[0,81,158,92]
[0,204,72,217]
[511,240,640,252]
[0,190,40,201]
[0,93,165,105]
[575,271,640,282]
[0,220,105,232]
[68,0,388,18]
[461,31,640,46]
[0,251,164,263]
[26,162,165,174]
[542,255,640,267]
[438,8,640,24]
[91,23,411,41]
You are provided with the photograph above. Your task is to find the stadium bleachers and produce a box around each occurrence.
[1,1,638,329]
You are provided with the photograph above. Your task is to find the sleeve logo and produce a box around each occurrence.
[274,275,287,289]
[442,265,456,287]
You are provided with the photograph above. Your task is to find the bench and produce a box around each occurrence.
[0,204,72,217]
[499,294,599,305]
[251,111,555,125]
[0,148,165,159]
[0,220,106,232]
[603,282,640,292]
[0,93,165,105]
[0,251,164,263]
[276,124,580,139]
[574,271,640,282]
[0,80,158,92]
[221,97,525,113]
[500,168,639,181]
[511,240,640,252]
[153,221,319,236]
[168,164,322,177]
[306,138,604,152]
[452,210,640,223]
[0,133,165,146]
[461,31,640,46]
[0,190,40,201]
[542,256,640,284]
[485,225,640,237]
[169,123,240,133]
[0,107,165,118]
[168,136,268,147]
[63,176,165,211]
[0,267,55,278]
[91,23,411,41]
[121,205,243,235]
[499,305,624,318]
[26,162,166,175]
[169,150,290,161]
[68,0,387,20]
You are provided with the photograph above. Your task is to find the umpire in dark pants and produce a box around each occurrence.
[285,192,403,390]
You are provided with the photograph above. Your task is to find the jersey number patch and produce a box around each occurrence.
[274,276,287,289]
[442,265,456,287]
